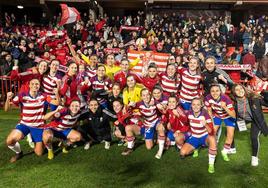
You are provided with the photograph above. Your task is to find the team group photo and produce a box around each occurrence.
[0,0,268,187]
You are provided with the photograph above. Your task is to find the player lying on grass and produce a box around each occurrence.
[180,98,217,174]
[5,78,59,162]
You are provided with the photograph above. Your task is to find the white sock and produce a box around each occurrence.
[208,154,216,165]
[127,140,134,149]
[222,144,231,154]
[8,142,21,154]
[158,139,165,154]
[216,126,222,143]
[176,144,182,150]
[27,134,33,142]
[126,136,134,149]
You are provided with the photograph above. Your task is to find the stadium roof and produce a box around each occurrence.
[1,0,268,11]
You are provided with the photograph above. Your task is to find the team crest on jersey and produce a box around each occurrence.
[65,115,71,119]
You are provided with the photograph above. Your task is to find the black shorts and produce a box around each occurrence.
[116,123,126,136]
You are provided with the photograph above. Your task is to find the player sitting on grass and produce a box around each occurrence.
[180,98,217,174]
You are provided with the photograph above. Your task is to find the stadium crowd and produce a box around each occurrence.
[1,10,268,174]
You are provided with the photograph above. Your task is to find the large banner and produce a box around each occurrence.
[128,50,170,75]
[216,64,252,70]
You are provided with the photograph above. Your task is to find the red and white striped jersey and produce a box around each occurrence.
[51,108,80,131]
[42,74,60,98]
[85,67,96,79]
[188,109,213,138]
[89,76,112,91]
[205,94,234,119]
[179,68,202,102]
[13,92,49,127]
[159,73,180,95]
[136,101,159,127]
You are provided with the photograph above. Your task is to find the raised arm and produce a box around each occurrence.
[66,38,81,63]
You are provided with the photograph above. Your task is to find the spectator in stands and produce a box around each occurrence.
[0,53,14,76]
[242,27,252,53]
[253,36,265,62]
[242,48,256,68]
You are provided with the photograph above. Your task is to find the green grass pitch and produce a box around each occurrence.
[0,109,268,188]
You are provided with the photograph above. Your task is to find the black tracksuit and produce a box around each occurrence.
[78,107,114,143]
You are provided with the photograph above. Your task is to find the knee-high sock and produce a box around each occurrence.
[126,136,135,149]
[158,135,165,154]
[8,142,21,154]
[208,148,217,165]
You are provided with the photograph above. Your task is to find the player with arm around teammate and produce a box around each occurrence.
[205,84,236,162]
[163,95,190,151]
[121,88,166,159]
[42,99,83,159]
[180,98,217,174]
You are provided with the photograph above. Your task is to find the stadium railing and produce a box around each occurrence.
[0,75,267,112]
[0,76,21,106]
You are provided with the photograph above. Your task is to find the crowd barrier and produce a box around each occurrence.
[0,75,267,113]
[0,76,21,106]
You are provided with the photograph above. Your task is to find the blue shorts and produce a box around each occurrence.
[140,120,160,140]
[44,101,58,112]
[180,99,191,111]
[140,126,156,140]
[186,134,208,149]
[213,116,236,127]
[52,128,72,139]
[167,130,191,142]
[16,124,44,143]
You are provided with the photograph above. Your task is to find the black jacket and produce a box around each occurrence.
[79,107,114,141]
[234,97,268,136]
[202,68,233,96]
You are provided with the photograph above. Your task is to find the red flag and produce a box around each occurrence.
[95,19,106,32]
[59,4,80,26]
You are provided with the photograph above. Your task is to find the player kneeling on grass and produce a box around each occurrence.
[121,88,166,159]
[180,98,217,174]
[78,98,113,150]
[5,78,59,162]
[112,99,130,146]
[162,95,190,151]
[43,99,82,159]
